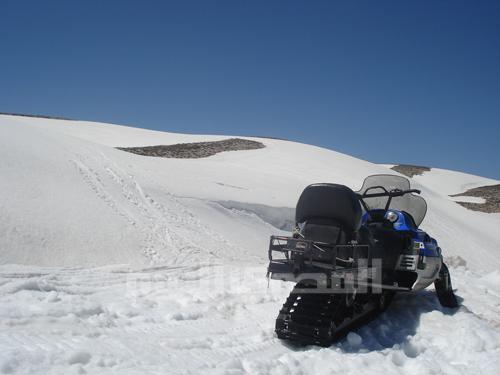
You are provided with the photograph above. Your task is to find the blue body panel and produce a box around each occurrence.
[361,209,441,258]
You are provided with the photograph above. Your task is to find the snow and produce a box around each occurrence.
[378,164,498,196]
[449,196,486,204]
[1,114,500,374]
[1,264,500,375]
[407,167,498,196]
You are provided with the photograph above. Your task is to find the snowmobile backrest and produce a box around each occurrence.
[295,183,362,232]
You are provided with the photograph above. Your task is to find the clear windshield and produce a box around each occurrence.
[356,174,427,226]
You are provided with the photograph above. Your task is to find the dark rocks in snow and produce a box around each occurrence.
[391,164,431,178]
[450,184,500,213]
[117,138,265,159]
[0,112,72,120]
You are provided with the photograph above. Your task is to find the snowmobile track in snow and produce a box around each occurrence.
[70,152,240,265]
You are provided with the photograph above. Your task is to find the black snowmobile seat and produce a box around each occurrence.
[295,183,362,232]
[294,183,369,264]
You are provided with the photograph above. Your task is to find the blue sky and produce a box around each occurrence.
[1,0,499,179]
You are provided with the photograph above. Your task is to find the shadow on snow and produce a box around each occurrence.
[279,289,460,353]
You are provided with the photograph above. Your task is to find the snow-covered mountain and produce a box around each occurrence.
[1,114,499,375]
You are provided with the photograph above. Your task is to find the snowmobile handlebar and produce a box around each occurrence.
[357,187,421,199]
[356,186,422,218]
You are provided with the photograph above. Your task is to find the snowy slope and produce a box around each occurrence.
[1,114,500,375]
[411,167,498,196]
[0,114,396,267]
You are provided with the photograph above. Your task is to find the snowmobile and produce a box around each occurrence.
[267,174,458,346]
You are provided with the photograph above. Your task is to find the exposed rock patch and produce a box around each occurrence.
[391,164,431,178]
[450,185,500,213]
[117,138,265,159]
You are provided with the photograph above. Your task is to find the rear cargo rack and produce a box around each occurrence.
[268,235,371,269]
[268,235,376,289]
[268,235,411,292]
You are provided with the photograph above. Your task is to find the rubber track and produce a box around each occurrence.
[275,284,382,346]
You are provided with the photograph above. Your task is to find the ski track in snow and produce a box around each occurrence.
[1,115,500,374]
